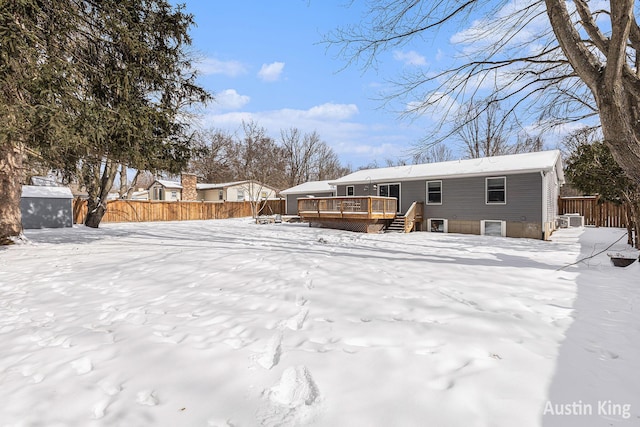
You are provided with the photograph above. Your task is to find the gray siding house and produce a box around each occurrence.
[21,185,74,229]
[280,180,336,215]
[329,150,565,239]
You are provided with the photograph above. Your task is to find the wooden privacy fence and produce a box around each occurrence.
[558,196,631,228]
[73,199,285,224]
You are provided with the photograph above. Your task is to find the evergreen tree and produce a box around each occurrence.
[565,142,639,248]
[0,0,209,242]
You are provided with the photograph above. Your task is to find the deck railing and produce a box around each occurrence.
[298,196,397,220]
[403,201,424,233]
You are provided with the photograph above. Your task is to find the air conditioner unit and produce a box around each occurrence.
[558,214,584,228]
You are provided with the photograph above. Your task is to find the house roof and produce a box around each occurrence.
[152,180,182,189]
[21,185,74,199]
[330,150,565,185]
[196,180,248,190]
[280,180,336,195]
[196,180,277,190]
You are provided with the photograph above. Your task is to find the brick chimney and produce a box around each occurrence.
[181,173,198,201]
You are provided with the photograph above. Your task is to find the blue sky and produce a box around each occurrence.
[180,1,586,169]
[180,1,458,169]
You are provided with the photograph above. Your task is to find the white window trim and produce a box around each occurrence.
[481,220,506,237]
[426,180,443,205]
[377,182,401,213]
[346,185,355,196]
[486,176,507,205]
[427,218,448,233]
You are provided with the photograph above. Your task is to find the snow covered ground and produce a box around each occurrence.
[0,219,638,427]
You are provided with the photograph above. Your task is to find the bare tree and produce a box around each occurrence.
[326,1,640,184]
[280,128,320,187]
[313,141,352,180]
[234,121,287,220]
[189,129,237,183]
[454,99,513,158]
[411,144,453,164]
[191,124,349,196]
[560,126,602,159]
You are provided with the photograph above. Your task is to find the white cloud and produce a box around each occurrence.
[393,50,427,66]
[214,89,250,111]
[195,102,417,167]
[201,103,359,131]
[258,62,285,82]
[197,58,247,77]
[306,103,359,120]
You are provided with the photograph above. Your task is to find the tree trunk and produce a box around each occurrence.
[597,97,640,186]
[83,158,118,228]
[84,201,107,228]
[0,142,24,244]
[545,0,640,186]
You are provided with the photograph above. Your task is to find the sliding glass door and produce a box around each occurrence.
[378,183,401,213]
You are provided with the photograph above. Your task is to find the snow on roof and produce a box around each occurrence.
[155,180,182,189]
[280,180,336,195]
[196,180,247,190]
[21,185,74,199]
[196,180,277,190]
[330,150,564,185]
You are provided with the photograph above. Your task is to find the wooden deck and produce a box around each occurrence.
[297,196,397,233]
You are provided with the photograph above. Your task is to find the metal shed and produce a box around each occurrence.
[20,185,74,229]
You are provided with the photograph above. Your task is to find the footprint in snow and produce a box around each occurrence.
[286,308,309,331]
[98,377,122,396]
[295,295,308,306]
[136,390,159,406]
[71,357,93,375]
[257,365,322,426]
[92,398,111,419]
[257,333,283,370]
[21,365,45,383]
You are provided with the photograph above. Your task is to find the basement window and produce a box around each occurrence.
[481,220,506,237]
[428,218,447,233]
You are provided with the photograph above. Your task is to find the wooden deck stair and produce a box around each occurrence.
[385,215,406,233]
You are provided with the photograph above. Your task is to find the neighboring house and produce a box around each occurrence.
[20,185,74,229]
[328,150,565,239]
[196,180,277,202]
[148,179,182,201]
[130,189,150,200]
[280,180,336,215]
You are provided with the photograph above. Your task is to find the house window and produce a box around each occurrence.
[427,181,442,204]
[154,187,164,200]
[171,191,177,200]
[486,177,506,204]
[261,191,268,199]
[346,185,354,196]
[481,220,506,237]
[428,218,447,233]
[237,190,245,201]
[218,190,224,201]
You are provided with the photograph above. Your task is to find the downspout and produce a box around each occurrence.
[541,170,548,239]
